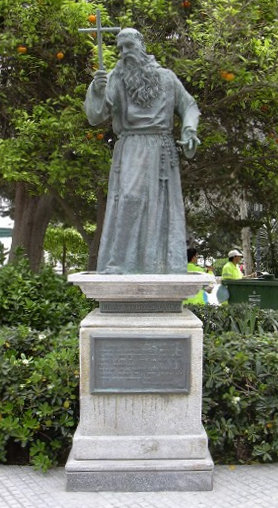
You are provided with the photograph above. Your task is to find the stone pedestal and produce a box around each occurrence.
[65,273,214,491]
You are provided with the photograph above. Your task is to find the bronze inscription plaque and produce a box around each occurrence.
[90,335,191,393]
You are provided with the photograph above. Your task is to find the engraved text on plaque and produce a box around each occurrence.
[90,335,191,393]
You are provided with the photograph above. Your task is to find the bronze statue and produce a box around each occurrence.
[84,28,200,274]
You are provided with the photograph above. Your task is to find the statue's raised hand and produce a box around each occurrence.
[93,70,108,93]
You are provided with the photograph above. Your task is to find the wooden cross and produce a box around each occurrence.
[78,9,121,70]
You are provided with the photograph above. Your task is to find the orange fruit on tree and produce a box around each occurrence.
[17,45,27,54]
[225,72,235,81]
[182,0,191,7]
[88,14,97,23]
[96,133,104,140]
[220,70,235,81]
[220,70,228,79]
[56,51,64,60]
[86,132,94,140]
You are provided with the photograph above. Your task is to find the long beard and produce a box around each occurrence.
[117,53,161,108]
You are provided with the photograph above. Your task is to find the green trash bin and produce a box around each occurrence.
[223,276,278,309]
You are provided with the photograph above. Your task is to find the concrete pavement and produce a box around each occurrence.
[0,463,278,508]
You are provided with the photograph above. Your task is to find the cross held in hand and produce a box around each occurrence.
[78,9,121,70]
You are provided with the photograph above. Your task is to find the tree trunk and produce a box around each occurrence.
[62,237,67,276]
[241,226,253,275]
[51,188,107,271]
[9,182,55,271]
[87,188,106,270]
[240,198,253,275]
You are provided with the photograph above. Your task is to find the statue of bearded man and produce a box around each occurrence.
[84,28,200,274]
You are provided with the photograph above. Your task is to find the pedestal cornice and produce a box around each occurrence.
[68,272,213,301]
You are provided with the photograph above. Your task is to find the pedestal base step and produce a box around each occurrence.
[65,452,214,492]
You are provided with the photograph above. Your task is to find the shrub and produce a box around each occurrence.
[203,330,278,464]
[187,303,278,335]
[0,324,80,471]
[0,258,93,470]
[0,257,93,331]
[1,276,278,470]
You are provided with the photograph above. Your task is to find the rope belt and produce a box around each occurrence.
[119,130,173,137]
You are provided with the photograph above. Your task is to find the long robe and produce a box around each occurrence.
[84,65,200,274]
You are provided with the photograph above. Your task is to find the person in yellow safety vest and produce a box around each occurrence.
[205,259,215,276]
[221,249,243,280]
[184,248,208,304]
[187,248,206,273]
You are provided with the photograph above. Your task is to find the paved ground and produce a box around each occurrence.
[0,463,278,508]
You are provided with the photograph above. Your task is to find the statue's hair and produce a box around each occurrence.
[117,28,145,50]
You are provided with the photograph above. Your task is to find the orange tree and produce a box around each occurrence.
[170,0,278,257]
[0,0,114,270]
[0,0,188,270]
[93,0,278,261]
[1,0,278,269]
[111,0,278,259]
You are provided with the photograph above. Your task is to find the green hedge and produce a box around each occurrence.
[187,303,278,336]
[0,259,92,470]
[0,257,92,331]
[192,304,278,463]
[0,324,80,471]
[203,330,278,464]
[1,316,277,469]
[0,260,277,469]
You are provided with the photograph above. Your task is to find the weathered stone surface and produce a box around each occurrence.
[71,425,208,460]
[65,452,214,492]
[65,276,214,491]
[78,310,204,436]
[68,272,213,301]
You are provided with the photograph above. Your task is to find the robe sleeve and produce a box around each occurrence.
[173,73,201,158]
[84,72,114,126]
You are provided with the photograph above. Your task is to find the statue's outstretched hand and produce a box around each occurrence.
[93,70,108,93]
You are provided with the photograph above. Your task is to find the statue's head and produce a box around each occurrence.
[116,28,146,64]
[117,28,145,50]
[115,28,161,108]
